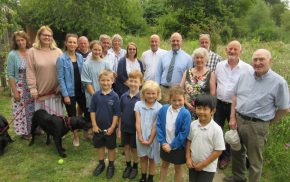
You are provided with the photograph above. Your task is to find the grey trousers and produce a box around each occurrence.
[231,114,269,182]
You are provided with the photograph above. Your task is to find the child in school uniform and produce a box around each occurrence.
[81,40,110,110]
[134,80,162,182]
[156,86,192,182]
[89,70,120,179]
[119,70,143,179]
[186,95,225,182]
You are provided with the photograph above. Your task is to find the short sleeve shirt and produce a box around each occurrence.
[89,90,120,129]
[187,119,225,172]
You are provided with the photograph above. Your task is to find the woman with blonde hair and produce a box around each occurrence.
[7,31,34,139]
[26,26,64,115]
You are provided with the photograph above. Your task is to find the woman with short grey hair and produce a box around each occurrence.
[180,47,216,119]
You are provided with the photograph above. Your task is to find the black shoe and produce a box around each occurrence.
[129,168,138,179]
[122,166,132,178]
[139,178,146,182]
[93,163,105,176]
[147,177,153,182]
[106,166,115,179]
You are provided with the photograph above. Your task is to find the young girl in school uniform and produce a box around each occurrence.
[156,86,191,182]
[134,80,162,182]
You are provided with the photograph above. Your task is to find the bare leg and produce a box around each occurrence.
[160,160,170,182]
[174,164,183,182]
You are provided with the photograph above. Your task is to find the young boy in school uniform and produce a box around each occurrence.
[89,69,120,179]
[119,70,143,179]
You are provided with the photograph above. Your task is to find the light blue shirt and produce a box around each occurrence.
[134,100,162,162]
[235,69,289,121]
[81,58,110,107]
[156,49,193,86]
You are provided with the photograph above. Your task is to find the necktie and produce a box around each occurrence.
[166,50,177,82]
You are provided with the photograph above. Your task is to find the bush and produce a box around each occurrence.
[264,116,290,182]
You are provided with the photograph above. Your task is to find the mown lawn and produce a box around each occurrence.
[0,39,289,181]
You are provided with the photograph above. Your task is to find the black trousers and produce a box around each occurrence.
[189,169,215,182]
[213,99,231,160]
[63,93,91,129]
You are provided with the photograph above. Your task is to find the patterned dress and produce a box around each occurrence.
[12,59,34,135]
[184,69,211,117]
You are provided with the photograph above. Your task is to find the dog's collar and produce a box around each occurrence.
[62,117,72,131]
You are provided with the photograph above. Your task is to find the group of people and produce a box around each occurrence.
[6,25,289,182]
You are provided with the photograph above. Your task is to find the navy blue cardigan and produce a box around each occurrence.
[115,57,144,97]
[156,104,191,149]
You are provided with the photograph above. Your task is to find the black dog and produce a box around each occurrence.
[0,115,13,155]
[29,109,89,158]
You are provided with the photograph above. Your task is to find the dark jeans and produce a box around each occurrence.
[63,93,91,128]
[213,99,231,160]
[189,169,215,182]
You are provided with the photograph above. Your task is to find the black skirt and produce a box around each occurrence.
[160,147,186,164]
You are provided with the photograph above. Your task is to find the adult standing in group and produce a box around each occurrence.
[199,34,223,72]
[77,36,90,62]
[224,49,289,182]
[7,31,34,139]
[115,42,144,97]
[56,33,89,147]
[180,47,216,119]
[214,40,252,169]
[156,32,192,104]
[87,34,115,72]
[140,34,167,81]
[26,26,64,115]
[108,34,126,73]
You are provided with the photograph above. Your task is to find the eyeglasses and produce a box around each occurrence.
[41,34,53,38]
[128,48,136,51]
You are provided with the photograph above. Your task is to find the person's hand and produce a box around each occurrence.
[141,140,150,145]
[186,103,195,113]
[63,96,71,105]
[31,92,38,100]
[229,116,237,129]
[162,143,171,153]
[186,158,195,168]
[13,91,21,102]
[107,127,114,135]
[92,126,101,133]
[194,161,206,171]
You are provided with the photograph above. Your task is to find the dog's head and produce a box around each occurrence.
[0,115,9,135]
[70,116,91,131]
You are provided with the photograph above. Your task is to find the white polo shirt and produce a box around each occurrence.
[215,60,252,103]
[165,106,180,144]
[141,48,167,81]
[187,119,225,172]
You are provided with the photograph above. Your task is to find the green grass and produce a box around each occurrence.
[0,39,289,181]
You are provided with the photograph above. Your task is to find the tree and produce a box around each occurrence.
[0,0,20,89]
[18,0,148,42]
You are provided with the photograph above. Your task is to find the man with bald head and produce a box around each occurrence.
[199,34,223,71]
[156,32,192,103]
[77,36,90,61]
[141,34,167,81]
[214,40,252,169]
[223,49,289,182]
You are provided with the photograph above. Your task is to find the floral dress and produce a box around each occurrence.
[12,59,34,135]
[184,69,211,117]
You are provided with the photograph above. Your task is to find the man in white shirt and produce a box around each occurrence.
[214,40,252,169]
[141,34,167,81]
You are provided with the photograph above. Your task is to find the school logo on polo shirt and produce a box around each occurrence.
[108,100,114,106]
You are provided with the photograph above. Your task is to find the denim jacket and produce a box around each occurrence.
[7,50,22,82]
[56,52,84,97]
